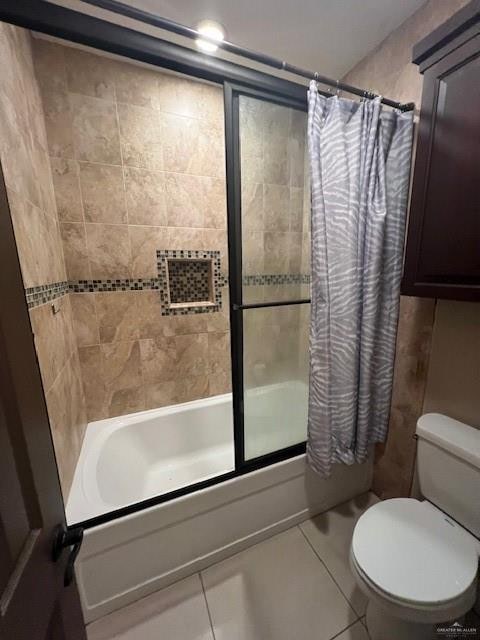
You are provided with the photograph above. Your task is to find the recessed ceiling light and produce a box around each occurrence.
[195,20,225,54]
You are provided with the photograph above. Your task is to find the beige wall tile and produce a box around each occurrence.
[242,230,265,275]
[137,290,170,339]
[80,162,126,224]
[165,173,225,229]
[101,340,142,391]
[124,167,167,226]
[264,232,289,273]
[51,157,83,222]
[107,387,145,419]
[2,127,42,209]
[41,90,74,159]
[175,375,209,404]
[46,350,87,499]
[30,295,75,392]
[208,371,232,396]
[70,93,121,164]
[32,39,67,94]
[34,142,57,216]
[117,102,163,171]
[78,345,107,421]
[140,337,177,384]
[9,194,42,288]
[60,222,90,280]
[288,136,305,188]
[113,62,159,109]
[176,333,208,377]
[144,380,177,411]
[167,226,207,252]
[290,187,304,232]
[95,291,140,343]
[10,195,66,287]
[158,75,223,125]
[288,232,302,273]
[129,225,168,277]
[86,223,131,279]
[162,114,225,178]
[70,293,100,347]
[263,138,288,185]
[264,184,289,232]
[64,47,115,100]
[241,154,263,183]
[242,183,264,231]
[208,331,231,374]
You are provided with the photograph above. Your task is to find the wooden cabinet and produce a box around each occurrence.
[402,0,480,301]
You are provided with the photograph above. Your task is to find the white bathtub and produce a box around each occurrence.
[67,381,309,523]
[71,381,373,622]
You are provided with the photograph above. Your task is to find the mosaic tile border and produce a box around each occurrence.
[242,274,310,285]
[157,249,223,316]
[24,274,310,310]
[25,281,69,309]
[69,278,161,293]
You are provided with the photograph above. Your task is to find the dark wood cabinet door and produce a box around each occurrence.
[402,5,480,301]
[0,165,87,640]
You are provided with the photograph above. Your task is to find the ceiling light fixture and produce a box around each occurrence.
[195,20,225,54]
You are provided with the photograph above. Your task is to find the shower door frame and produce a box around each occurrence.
[224,83,310,470]
[0,0,311,529]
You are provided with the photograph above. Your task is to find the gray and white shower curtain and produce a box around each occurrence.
[306,81,413,476]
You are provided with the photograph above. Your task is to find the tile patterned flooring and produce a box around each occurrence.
[87,493,378,640]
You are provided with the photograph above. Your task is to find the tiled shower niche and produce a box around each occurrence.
[157,250,223,315]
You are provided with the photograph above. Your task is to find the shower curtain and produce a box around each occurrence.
[306,80,413,476]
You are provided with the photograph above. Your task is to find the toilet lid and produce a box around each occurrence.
[351,499,478,606]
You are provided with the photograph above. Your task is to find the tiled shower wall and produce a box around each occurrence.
[33,38,232,423]
[0,25,88,499]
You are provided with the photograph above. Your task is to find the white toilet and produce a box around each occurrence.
[350,413,480,640]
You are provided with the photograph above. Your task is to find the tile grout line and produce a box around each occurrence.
[328,618,364,640]
[199,572,217,640]
[297,524,362,624]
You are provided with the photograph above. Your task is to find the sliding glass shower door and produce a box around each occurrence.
[225,85,310,465]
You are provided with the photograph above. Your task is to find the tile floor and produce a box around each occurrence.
[87,492,378,640]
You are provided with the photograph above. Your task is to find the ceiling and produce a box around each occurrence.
[120,0,427,77]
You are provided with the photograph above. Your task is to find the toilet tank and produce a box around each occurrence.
[416,413,480,537]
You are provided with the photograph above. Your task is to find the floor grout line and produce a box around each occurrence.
[328,618,364,640]
[199,571,217,640]
[297,524,363,623]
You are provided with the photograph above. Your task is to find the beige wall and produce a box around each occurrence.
[343,0,474,498]
[423,301,480,428]
[33,39,232,423]
[0,25,88,500]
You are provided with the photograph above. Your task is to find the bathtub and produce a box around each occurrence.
[67,381,309,523]
[71,381,373,622]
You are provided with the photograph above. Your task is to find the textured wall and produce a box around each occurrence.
[343,0,471,498]
[0,25,88,500]
[33,39,231,421]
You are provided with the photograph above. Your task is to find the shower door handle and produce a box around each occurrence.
[51,524,84,586]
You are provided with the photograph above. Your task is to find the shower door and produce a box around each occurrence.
[225,84,310,466]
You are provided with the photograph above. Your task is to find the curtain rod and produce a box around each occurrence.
[79,0,415,112]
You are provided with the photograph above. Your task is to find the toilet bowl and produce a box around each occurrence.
[350,498,479,640]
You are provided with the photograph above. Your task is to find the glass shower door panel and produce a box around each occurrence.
[243,304,310,460]
[239,96,310,305]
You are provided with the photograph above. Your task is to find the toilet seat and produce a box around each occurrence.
[351,498,478,608]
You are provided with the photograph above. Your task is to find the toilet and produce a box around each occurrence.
[350,413,480,640]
